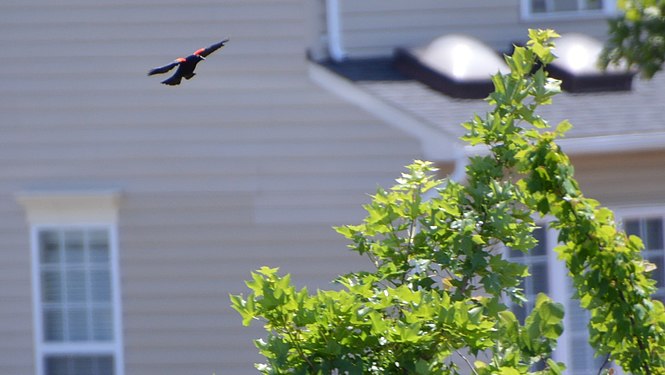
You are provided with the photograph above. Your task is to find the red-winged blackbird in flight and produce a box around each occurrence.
[148,39,229,86]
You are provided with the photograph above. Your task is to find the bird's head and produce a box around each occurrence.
[193,49,206,61]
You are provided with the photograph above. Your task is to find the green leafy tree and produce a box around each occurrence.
[232,30,665,374]
[601,0,665,78]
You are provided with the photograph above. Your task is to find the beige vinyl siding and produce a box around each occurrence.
[116,189,381,374]
[0,1,423,374]
[336,0,611,57]
[573,150,665,206]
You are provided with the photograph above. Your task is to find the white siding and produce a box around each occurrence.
[335,0,611,57]
[0,0,423,374]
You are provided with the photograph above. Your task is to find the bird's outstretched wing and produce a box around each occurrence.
[159,64,187,86]
[194,39,229,58]
[147,61,181,76]
[161,74,183,86]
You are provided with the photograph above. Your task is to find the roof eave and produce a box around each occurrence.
[308,61,459,161]
[310,61,665,161]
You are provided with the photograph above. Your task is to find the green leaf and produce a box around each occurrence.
[230,294,256,326]
[394,321,422,343]
[472,234,486,245]
[415,359,431,374]
[498,310,519,340]
[498,366,521,375]
[536,293,564,324]
[547,359,565,375]
[555,120,573,135]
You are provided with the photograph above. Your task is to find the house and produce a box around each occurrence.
[308,1,665,374]
[0,1,424,374]
[0,1,663,375]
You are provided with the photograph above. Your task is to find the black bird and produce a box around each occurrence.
[148,39,229,86]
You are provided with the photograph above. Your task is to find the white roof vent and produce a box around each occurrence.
[394,35,508,99]
[548,33,634,92]
[419,35,509,80]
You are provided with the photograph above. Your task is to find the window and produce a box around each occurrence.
[566,291,607,374]
[16,190,123,375]
[506,227,549,323]
[505,225,606,375]
[505,227,550,370]
[506,212,665,374]
[522,0,615,18]
[36,227,118,375]
[44,355,114,375]
[624,217,665,302]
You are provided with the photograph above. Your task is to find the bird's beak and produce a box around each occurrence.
[200,56,206,60]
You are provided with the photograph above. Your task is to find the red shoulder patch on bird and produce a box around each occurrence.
[176,57,186,63]
[194,48,206,56]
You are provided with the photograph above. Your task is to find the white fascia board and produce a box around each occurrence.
[308,62,457,161]
[557,133,665,155]
[463,132,665,157]
[612,204,665,218]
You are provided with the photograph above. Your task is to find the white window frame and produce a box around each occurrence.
[596,204,665,375]
[508,206,665,374]
[613,204,665,301]
[503,223,567,362]
[520,0,617,20]
[503,221,610,373]
[16,190,124,375]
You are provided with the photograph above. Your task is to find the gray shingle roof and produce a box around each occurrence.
[320,58,665,144]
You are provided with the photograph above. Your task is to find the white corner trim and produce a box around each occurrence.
[325,0,346,61]
[308,62,457,161]
[16,189,122,225]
